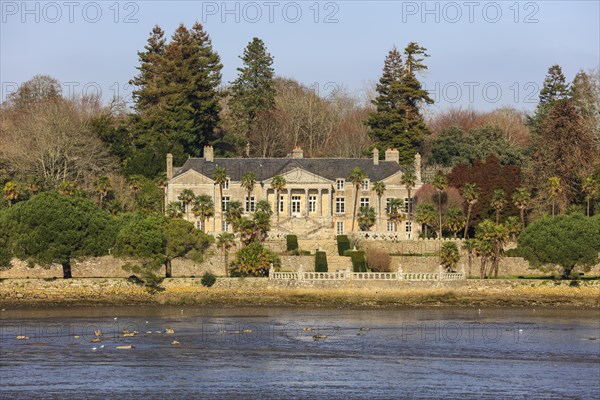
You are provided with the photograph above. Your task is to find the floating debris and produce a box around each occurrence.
[312,334,328,340]
[303,327,313,332]
[165,328,175,334]
[116,345,134,349]
[243,329,253,333]
[360,327,370,331]
[155,331,162,334]
[16,335,29,340]
[146,331,152,334]
[94,330,102,337]
[123,332,136,337]
[73,335,81,339]
[90,338,102,343]
[357,333,365,336]
[171,340,180,345]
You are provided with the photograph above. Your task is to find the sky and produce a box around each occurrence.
[1,0,599,112]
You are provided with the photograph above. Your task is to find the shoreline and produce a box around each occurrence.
[1,278,599,309]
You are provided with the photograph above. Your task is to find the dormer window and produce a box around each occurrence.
[336,179,345,191]
[362,179,370,191]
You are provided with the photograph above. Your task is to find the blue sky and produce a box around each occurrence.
[1,1,598,112]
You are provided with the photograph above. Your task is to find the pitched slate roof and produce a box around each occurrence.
[173,157,404,182]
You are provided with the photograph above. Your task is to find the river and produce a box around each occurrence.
[1,306,599,399]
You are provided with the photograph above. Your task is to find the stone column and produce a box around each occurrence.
[330,188,333,217]
[318,188,322,217]
[288,188,292,217]
[304,188,309,217]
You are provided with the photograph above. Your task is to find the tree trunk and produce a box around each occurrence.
[464,204,472,239]
[275,189,279,223]
[520,208,525,229]
[62,261,72,279]
[352,186,359,232]
[467,253,472,276]
[438,194,443,239]
[424,224,428,238]
[562,265,575,279]
[480,258,486,279]
[587,199,591,217]
[495,210,500,224]
[224,252,229,277]
[165,260,172,278]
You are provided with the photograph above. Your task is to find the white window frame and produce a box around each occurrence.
[196,220,202,230]
[222,220,229,232]
[405,221,412,238]
[386,198,392,213]
[223,178,230,190]
[335,197,345,214]
[387,221,395,232]
[221,196,230,212]
[291,195,301,214]
[308,195,317,213]
[279,195,285,213]
[360,197,370,208]
[245,195,255,213]
[362,179,370,191]
[336,179,345,191]
[336,221,344,235]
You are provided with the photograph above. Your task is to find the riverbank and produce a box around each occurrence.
[1,277,599,309]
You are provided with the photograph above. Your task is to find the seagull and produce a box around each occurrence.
[145,321,149,324]
[100,345,105,348]
[113,317,118,321]
[92,347,97,351]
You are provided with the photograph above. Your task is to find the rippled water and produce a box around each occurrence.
[1,306,599,399]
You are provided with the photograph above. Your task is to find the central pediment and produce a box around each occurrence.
[269,167,332,185]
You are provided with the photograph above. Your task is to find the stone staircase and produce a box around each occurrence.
[298,239,352,271]
[275,217,333,239]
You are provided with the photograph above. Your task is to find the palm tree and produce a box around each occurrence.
[240,172,256,212]
[440,242,460,272]
[94,176,111,208]
[216,232,236,277]
[178,189,196,220]
[475,220,509,278]
[400,168,416,220]
[582,177,597,217]
[3,181,19,207]
[462,183,480,239]
[212,166,227,220]
[462,239,477,277]
[357,206,376,231]
[57,181,76,196]
[416,202,436,238]
[387,198,406,232]
[547,176,562,216]
[224,200,244,231]
[431,174,448,238]
[372,181,386,231]
[270,175,286,223]
[166,202,183,218]
[490,189,507,223]
[504,216,521,241]
[349,167,367,232]
[192,194,215,232]
[512,187,531,228]
[155,173,169,214]
[253,200,273,242]
[128,175,143,211]
[444,207,465,239]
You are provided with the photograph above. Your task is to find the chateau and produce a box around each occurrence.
[165,146,423,238]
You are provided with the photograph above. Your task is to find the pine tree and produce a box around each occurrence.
[367,44,433,164]
[229,37,276,152]
[528,64,570,135]
[130,25,167,113]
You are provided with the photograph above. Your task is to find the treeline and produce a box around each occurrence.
[1,22,599,229]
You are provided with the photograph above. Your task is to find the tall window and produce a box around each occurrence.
[360,197,370,208]
[405,221,412,239]
[385,198,392,213]
[245,196,255,212]
[221,196,230,212]
[196,220,202,230]
[308,195,317,213]
[291,195,301,213]
[336,197,345,214]
[223,178,230,190]
[387,221,395,232]
[336,179,345,191]
[279,195,284,213]
[336,221,344,235]
[362,179,370,191]
[222,220,229,232]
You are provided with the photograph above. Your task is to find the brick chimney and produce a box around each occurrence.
[166,153,173,179]
[384,148,399,164]
[373,148,379,165]
[292,146,304,159]
[204,145,214,162]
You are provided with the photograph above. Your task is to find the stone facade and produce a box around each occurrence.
[165,147,423,238]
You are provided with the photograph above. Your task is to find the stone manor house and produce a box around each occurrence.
[165,146,423,238]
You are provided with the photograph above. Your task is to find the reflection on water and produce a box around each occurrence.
[1,307,599,399]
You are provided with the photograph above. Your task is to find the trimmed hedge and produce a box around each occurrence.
[346,250,367,272]
[315,251,328,272]
[286,235,299,252]
[337,235,350,256]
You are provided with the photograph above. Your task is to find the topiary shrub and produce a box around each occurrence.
[337,235,351,256]
[286,235,299,252]
[315,251,328,272]
[201,272,216,287]
[347,250,367,272]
